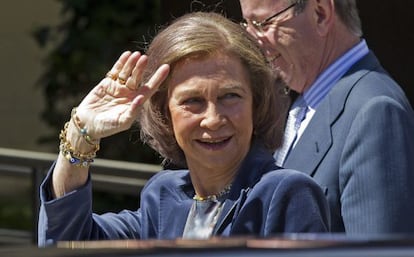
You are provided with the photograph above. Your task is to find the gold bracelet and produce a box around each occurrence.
[59,122,99,167]
[71,107,100,146]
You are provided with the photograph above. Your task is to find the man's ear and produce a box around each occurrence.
[312,0,335,36]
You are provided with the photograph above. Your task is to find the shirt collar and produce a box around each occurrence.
[302,39,369,109]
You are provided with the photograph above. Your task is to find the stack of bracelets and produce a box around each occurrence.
[59,107,100,168]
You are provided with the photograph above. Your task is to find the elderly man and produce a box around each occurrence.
[239,0,414,234]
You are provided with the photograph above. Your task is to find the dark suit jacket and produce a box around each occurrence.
[38,143,329,246]
[284,51,414,233]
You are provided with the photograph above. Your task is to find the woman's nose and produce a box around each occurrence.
[200,103,226,130]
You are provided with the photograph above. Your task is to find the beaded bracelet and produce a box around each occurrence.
[59,122,100,167]
[71,107,100,146]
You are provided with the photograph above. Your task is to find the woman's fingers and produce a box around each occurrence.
[105,51,150,92]
[103,52,170,102]
[146,63,170,91]
[118,52,141,89]
[98,51,170,129]
[125,55,148,91]
[131,63,170,108]
[106,51,132,80]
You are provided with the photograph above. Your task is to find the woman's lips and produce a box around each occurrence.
[196,136,232,150]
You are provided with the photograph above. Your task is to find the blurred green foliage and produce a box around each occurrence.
[0,195,32,230]
[32,0,163,164]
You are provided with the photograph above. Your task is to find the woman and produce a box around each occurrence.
[38,12,329,246]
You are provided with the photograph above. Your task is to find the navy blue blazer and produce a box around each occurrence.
[38,143,329,246]
[284,51,414,233]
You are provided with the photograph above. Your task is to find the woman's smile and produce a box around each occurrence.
[195,136,233,150]
[167,52,253,172]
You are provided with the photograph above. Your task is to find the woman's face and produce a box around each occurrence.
[167,52,253,173]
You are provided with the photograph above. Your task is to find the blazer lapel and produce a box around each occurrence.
[159,180,193,238]
[213,188,250,235]
[284,103,332,176]
[284,53,376,176]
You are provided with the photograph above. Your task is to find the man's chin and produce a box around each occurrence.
[273,66,292,85]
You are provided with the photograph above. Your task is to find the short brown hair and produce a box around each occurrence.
[138,12,288,167]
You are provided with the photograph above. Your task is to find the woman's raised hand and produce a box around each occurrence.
[74,51,170,140]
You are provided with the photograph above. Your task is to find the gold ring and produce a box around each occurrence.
[118,77,127,85]
[125,84,137,91]
[105,71,117,80]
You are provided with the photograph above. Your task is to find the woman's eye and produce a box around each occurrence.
[221,93,241,100]
[181,97,203,105]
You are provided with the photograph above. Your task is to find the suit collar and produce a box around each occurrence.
[284,52,379,175]
[213,141,276,234]
[228,140,277,195]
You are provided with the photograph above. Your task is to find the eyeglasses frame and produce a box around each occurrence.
[240,2,298,33]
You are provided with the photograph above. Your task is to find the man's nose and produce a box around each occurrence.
[246,26,267,46]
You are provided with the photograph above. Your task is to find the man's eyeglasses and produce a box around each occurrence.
[240,2,298,35]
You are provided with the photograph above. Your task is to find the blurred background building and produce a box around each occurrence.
[0,0,60,152]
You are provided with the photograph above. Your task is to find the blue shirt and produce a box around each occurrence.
[295,40,370,141]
